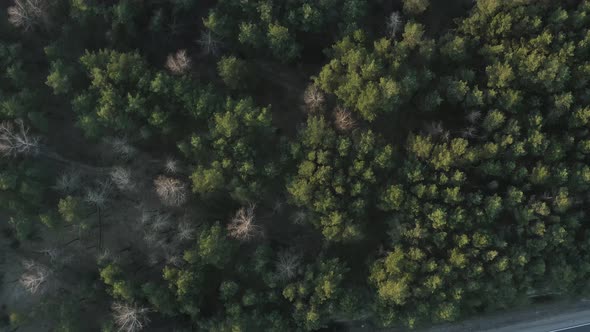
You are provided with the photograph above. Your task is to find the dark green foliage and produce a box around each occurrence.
[204,0,369,62]
[5,0,590,331]
[288,115,394,241]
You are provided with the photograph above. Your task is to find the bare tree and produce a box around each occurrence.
[333,107,357,131]
[441,130,451,141]
[461,126,477,138]
[227,204,262,241]
[466,110,482,124]
[143,231,160,249]
[7,0,48,31]
[164,158,180,174]
[292,209,309,225]
[275,251,301,281]
[154,176,188,207]
[107,137,137,161]
[150,213,172,232]
[272,199,284,215]
[386,11,403,37]
[0,119,40,157]
[177,221,195,241]
[165,50,191,75]
[196,30,221,55]
[303,85,325,112]
[487,180,499,190]
[164,251,183,267]
[85,180,112,208]
[425,121,444,137]
[54,169,82,194]
[112,302,150,332]
[19,260,52,295]
[111,167,135,191]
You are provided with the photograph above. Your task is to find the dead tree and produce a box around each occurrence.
[85,181,112,250]
[227,204,262,241]
[275,251,301,281]
[107,137,137,161]
[461,126,477,138]
[386,11,403,37]
[165,50,191,75]
[164,158,180,174]
[466,110,482,124]
[0,119,40,157]
[333,107,357,131]
[54,169,82,194]
[150,213,172,232]
[303,85,325,112]
[177,221,195,241]
[425,121,444,137]
[19,260,52,295]
[7,0,48,31]
[111,167,135,191]
[112,302,150,332]
[292,209,309,225]
[196,30,221,56]
[154,176,188,207]
[85,181,112,209]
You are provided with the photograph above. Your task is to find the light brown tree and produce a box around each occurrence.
[112,302,150,332]
[7,0,48,31]
[19,260,52,295]
[227,204,262,241]
[154,176,188,207]
[303,85,325,112]
[333,107,357,131]
[165,50,191,75]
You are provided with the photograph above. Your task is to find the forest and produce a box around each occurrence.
[1,0,590,331]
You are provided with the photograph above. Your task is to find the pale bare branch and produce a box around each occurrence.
[164,158,180,174]
[303,85,325,112]
[196,30,221,56]
[112,302,150,332]
[111,167,135,191]
[461,126,477,138]
[466,110,482,124]
[19,260,52,295]
[386,11,403,37]
[85,180,112,208]
[7,0,48,31]
[107,137,137,161]
[54,169,82,194]
[333,107,357,132]
[425,121,444,137]
[275,250,301,281]
[177,221,195,241]
[0,119,40,157]
[227,204,262,241]
[154,176,188,207]
[165,49,191,75]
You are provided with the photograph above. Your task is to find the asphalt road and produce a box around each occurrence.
[483,309,590,332]
[412,303,590,332]
[550,323,590,332]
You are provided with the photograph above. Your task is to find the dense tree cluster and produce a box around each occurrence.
[3,0,590,331]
